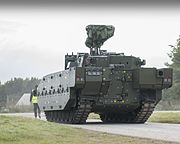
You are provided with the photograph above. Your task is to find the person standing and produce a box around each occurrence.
[30,85,41,118]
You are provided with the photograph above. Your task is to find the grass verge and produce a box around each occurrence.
[148,111,180,124]
[0,116,176,144]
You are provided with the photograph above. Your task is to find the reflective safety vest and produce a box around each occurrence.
[32,96,38,104]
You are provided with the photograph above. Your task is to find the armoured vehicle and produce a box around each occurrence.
[37,25,173,124]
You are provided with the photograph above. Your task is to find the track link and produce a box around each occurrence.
[133,102,155,123]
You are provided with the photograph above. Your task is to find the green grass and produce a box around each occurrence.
[88,113,100,119]
[148,112,180,124]
[0,116,177,144]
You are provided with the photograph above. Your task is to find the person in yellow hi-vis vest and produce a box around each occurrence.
[30,85,41,118]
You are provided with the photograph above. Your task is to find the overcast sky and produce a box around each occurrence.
[0,1,180,83]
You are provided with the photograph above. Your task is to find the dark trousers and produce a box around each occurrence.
[33,103,41,118]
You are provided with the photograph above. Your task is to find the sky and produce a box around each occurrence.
[0,1,180,83]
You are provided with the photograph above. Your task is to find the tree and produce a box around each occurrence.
[0,85,6,107]
[168,36,180,83]
[164,36,180,101]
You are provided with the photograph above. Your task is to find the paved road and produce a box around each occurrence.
[70,121,180,143]
[1,113,180,143]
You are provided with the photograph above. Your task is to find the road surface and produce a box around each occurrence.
[1,112,180,143]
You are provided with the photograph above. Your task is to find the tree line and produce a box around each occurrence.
[164,36,180,99]
[159,36,180,109]
[0,77,40,107]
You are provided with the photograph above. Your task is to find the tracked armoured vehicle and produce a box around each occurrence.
[37,25,173,124]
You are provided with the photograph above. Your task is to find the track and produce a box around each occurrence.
[45,98,92,124]
[44,102,155,124]
[100,102,155,123]
[134,102,155,123]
